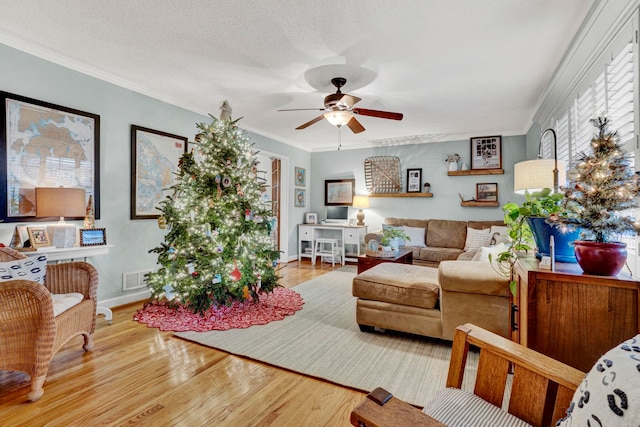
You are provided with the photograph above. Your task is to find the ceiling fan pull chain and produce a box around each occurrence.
[337,127,342,151]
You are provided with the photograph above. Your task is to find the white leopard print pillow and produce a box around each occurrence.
[557,334,640,426]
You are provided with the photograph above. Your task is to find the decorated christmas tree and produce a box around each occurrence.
[549,116,640,242]
[146,109,281,314]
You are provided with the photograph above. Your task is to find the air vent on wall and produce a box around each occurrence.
[122,270,151,292]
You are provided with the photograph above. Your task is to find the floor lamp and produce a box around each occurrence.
[513,128,566,194]
[35,187,87,248]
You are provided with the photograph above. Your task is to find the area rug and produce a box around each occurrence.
[175,269,478,406]
[134,287,304,332]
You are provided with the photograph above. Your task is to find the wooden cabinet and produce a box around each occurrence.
[512,257,640,371]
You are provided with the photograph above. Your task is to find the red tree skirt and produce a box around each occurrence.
[134,287,304,332]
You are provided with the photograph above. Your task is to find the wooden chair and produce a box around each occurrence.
[351,323,585,427]
[0,247,99,401]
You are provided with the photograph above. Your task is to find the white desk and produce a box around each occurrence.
[25,245,113,323]
[298,224,367,263]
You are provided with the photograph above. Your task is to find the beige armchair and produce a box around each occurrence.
[0,247,98,401]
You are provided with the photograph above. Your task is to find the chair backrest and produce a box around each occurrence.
[447,324,585,426]
[0,246,29,261]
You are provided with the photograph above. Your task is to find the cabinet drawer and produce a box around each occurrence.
[299,226,313,240]
[344,232,360,244]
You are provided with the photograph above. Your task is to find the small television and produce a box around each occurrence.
[325,206,349,224]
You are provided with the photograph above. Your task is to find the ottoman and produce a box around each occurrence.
[352,263,442,338]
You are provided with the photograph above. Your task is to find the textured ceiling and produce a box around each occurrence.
[0,1,594,151]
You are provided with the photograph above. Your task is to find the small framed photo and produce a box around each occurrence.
[476,183,498,203]
[406,168,422,193]
[471,135,502,170]
[27,227,51,248]
[294,188,306,207]
[304,212,318,224]
[295,166,306,187]
[80,228,107,246]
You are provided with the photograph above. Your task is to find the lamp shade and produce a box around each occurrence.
[513,159,566,194]
[35,187,86,218]
[324,111,353,127]
[352,195,370,209]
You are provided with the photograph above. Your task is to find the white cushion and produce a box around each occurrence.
[490,225,510,245]
[402,226,426,247]
[464,227,492,251]
[557,334,640,426]
[472,243,508,262]
[0,255,48,285]
[423,388,531,427]
[52,292,84,317]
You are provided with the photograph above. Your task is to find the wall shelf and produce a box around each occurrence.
[460,201,499,207]
[369,192,433,198]
[448,168,504,176]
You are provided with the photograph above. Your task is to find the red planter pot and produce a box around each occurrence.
[573,240,627,276]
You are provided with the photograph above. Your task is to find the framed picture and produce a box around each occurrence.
[406,168,422,193]
[295,166,306,187]
[476,183,498,202]
[470,135,502,170]
[27,227,51,248]
[325,179,355,206]
[294,188,305,207]
[304,212,318,224]
[0,91,100,222]
[79,228,107,246]
[131,125,188,219]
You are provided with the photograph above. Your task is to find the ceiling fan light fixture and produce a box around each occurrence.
[324,110,352,127]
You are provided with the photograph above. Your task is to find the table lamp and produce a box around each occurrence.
[35,187,86,248]
[352,195,370,226]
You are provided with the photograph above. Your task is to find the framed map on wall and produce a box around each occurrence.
[0,92,100,222]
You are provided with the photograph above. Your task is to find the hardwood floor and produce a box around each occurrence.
[0,260,366,426]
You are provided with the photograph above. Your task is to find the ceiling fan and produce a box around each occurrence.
[278,77,403,134]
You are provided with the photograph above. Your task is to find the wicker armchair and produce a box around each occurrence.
[0,247,99,401]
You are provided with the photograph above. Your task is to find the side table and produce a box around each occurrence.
[357,248,413,274]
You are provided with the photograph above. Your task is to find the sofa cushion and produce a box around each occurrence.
[352,263,439,309]
[402,226,426,247]
[557,334,640,426]
[463,227,492,251]
[438,260,510,296]
[0,255,48,285]
[490,225,510,245]
[423,388,531,427]
[385,218,429,229]
[417,247,463,263]
[426,220,467,249]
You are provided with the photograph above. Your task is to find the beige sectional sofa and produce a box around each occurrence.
[354,217,511,340]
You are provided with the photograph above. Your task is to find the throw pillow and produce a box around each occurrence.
[490,225,510,245]
[464,227,492,252]
[382,224,405,247]
[473,243,507,263]
[403,225,426,247]
[0,255,48,285]
[557,334,640,426]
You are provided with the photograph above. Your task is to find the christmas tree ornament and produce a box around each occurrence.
[186,263,195,274]
[157,215,167,229]
[163,284,175,301]
[242,286,250,299]
[236,183,244,196]
[191,271,199,278]
[215,245,224,253]
[212,274,222,284]
[222,176,231,187]
[230,260,242,282]
[219,100,232,121]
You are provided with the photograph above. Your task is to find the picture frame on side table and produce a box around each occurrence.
[80,228,107,246]
[304,212,318,224]
[131,125,188,220]
[0,91,100,223]
[325,179,355,206]
[26,227,51,248]
[476,183,498,202]
[470,135,502,170]
[294,189,306,207]
[406,168,422,193]
[295,166,306,187]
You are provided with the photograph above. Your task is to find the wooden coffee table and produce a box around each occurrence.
[357,248,413,274]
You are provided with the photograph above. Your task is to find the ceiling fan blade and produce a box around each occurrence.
[352,108,403,121]
[296,115,325,130]
[346,116,365,134]
[278,108,326,112]
[338,94,361,108]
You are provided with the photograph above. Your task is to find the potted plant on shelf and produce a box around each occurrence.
[380,227,411,252]
[548,116,640,276]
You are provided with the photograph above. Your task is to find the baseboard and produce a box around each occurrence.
[98,289,150,308]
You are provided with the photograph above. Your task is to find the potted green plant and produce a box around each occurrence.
[548,116,640,276]
[380,227,411,252]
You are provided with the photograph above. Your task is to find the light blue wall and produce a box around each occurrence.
[0,44,310,302]
[310,135,527,233]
